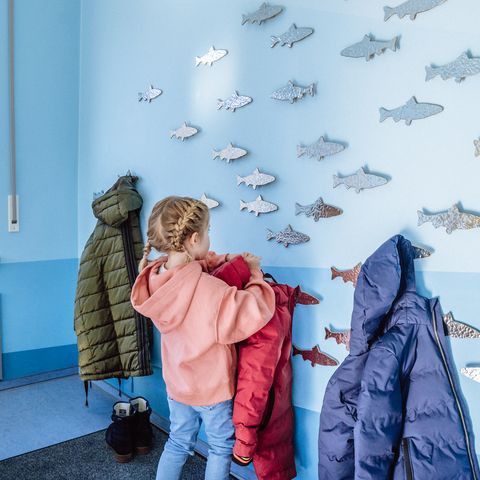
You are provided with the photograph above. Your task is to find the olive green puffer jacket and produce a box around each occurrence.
[74,175,152,382]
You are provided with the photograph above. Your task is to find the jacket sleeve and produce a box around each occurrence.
[216,269,275,345]
[354,348,403,479]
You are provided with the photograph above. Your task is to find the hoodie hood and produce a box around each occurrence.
[350,234,416,355]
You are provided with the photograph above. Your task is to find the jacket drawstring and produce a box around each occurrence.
[84,380,89,407]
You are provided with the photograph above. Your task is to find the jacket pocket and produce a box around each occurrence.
[402,438,414,480]
[259,388,275,431]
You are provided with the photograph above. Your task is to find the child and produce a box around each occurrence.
[130,196,275,480]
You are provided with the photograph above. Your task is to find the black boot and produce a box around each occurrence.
[105,401,136,463]
[130,396,153,454]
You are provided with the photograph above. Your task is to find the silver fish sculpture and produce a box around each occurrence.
[295,197,343,222]
[426,52,480,83]
[297,136,345,161]
[412,246,432,258]
[237,168,276,189]
[138,85,162,102]
[266,224,310,247]
[341,34,398,62]
[461,368,480,383]
[242,2,284,25]
[271,23,314,48]
[384,0,447,21]
[199,193,220,209]
[331,263,362,287]
[217,91,252,112]
[333,168,388,193]
[169,122,199,141]
[270,80,315,103]
[379,96,443,126]
[474,138,480,157]
[212,143,248,163]
[417,204,480,234]
[325,327,351,351]
[443,312,480,338]
[240,195,278,216]
[195,46,228,67]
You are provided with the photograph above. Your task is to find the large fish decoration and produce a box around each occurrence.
[295,197,343,222]
[292,345,339,367]
[333,167,388,193]
[212,143,248,163]
[271,23,314,48]
[195,46,228,67]
[138,85,162,102]
[417,204,480,234]
[331,263,362,287]
[237,168,276,189]
[461,368,480,383]
[341,34,398,62]
[242,2,284,25]
[379,96,443,126]
[297,136,345,161]
[217,91,253,112]
[270,80,315,103]
[443,312,480,338]
[325,327,351,351]
[169,122,199,141]
[266,224,310,247]
[199,193,220,210]
[240,195,278,216]
[384,0,447,21]
[426,52,480,83]
[474,138,480,157]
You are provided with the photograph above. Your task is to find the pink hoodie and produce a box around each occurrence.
[130,252,275,406]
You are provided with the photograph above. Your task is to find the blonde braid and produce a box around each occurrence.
[138,241,152,272]
[171,201,200,252]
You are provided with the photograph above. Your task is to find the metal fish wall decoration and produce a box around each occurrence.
[169,122,199,141]
[474,138,480,157]
[325,327,351,351]
[461,367,480,383]
[217,91,253,112]
[341,34,398,61]
[443,312,480,338]
[266,224,310,247]
[138,85,162,102]
[271,23,314,48]
[242,2,284,25]
[297,136,345,161]
[199,193,220,209]
[212,143,248,163]
[379,96,443,125]
[237,168,276,189]
[417,204,480,234]
[384,0,447,21]
[333,167,388,193]
[295,197,343,222]
[270,80,315,103]
[412,246,432,258]
[240,195,278,216]
[294,287,320,305]
[195,46,228,67]
[331,263,362,287]
[292,345,339,367]
[426,52,480,83]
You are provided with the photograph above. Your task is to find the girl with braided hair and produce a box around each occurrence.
[131,196,275,480]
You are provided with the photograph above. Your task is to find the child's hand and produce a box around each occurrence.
[241,252,261,271]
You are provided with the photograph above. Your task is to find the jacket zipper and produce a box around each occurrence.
[431,306,478,480]
[402,438,414,480]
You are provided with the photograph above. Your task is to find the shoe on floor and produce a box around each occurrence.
[130,396,153,454]
[105,401,135,463]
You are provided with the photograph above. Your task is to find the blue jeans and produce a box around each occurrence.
[156,396,234,480]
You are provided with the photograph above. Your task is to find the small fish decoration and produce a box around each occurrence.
[297,136,345,161]
[325,327,351,351]
[331,263,362,287]
[271,23,314,48]
[217,91,252,112]
[417,204,480,234]
[384,0,447,21]
[240,195,278,216]
[426,52,480,83]
[333,168,388,193]
[266,224,310,247]
[212,143,248,163]
[379,96,443,126]
[237,168,276,189]
[270,80,315,103]
[413,246,432,259]
[242,2,284,25]
[294,287,320,305]
[443,312,480,338]
[474,138,480,157]
[292,345,339,367]
[195,46,228,67]
[341,34,398,62]
[199,193,220,210]
[169,122,199,141]
[295,197,343,222]
[138,85,162,103]
[461,367,480,383]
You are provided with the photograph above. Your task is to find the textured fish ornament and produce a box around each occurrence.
[295,288,320,305]
[417,204,480,234]
[333,167,388,193]
[270,80,315,103]
[325,327,351,351]
[169,122,199,141]
[413,246,432,258]
[461,368,480,383]
[266,224,310,247]
[292,345,339,367]
[379,96,443,126]
[217,91,252,112]
[271,23,314,48]
[212,143,248,163]
[242,2,284,25]
[195,46,228,67]
[138,85,162,102]
[341,34,398,62]
[443,312,480,339]
[199,193,220,210]
[240,195,278,216]
[426,52,480,83]
[331,263,362,287]
[474,138,480,157]
[297,136,345,161]
[295,197,343,222]
[384,0,447,21]
[237,168,276,189]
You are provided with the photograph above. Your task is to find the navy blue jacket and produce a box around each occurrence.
[318,235,480,479]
